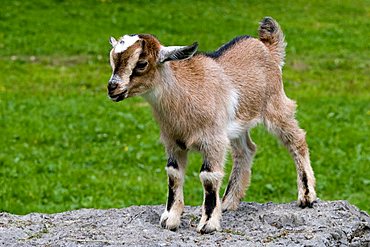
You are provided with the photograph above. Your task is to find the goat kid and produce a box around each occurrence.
[107,17,316,234]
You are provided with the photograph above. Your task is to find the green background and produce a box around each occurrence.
[0,0,369,214]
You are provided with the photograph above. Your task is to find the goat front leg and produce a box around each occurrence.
[197,144,226,234]
[160,150,187,231]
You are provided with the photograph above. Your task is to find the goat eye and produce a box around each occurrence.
[136,60,148,70]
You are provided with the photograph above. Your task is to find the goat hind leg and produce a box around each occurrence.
[265,114,316,208]
[222,131,256,211]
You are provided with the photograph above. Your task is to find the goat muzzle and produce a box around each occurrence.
[108,88,128,102]
[107,82,118,92]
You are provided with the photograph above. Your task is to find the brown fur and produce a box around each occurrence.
[107,17,316,233]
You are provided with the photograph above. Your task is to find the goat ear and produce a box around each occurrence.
[159,42,198,63]
[109,37,117,47]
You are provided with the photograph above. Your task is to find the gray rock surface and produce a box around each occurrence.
[0,200,369,246]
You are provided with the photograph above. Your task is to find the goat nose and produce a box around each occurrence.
[108,82,118,91]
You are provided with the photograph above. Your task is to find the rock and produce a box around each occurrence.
[0,200,369,246]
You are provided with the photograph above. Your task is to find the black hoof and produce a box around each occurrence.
[299,200,316,208]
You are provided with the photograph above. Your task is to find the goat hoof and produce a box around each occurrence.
[160,217,168,228]
[160,211,180,231]
[298,199,316,208]
[221,197,240,212]
[197,219,221,234]
[298,189,317,208]
[199,224,216,234]
[197,222,220,234]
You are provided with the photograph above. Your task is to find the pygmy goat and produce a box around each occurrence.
[107,17,316,234]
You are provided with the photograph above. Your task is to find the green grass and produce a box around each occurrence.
[0,0,369,214]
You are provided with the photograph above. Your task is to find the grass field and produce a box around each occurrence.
[0,0,369,214]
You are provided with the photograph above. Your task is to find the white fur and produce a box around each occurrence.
[227,117,261,140]
[199,171,224,184]
[166,166,182,180]
[227,120,244,140]
[114,35,140,53]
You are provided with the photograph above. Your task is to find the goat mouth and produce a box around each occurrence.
[109,90,127,102]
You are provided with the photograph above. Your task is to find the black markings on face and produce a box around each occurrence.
[113,53,126,75]
[167,157,179,169]
[167,176,175,211]
[176,139,186,150]
[200,160,212,172]
[204,181,216,220]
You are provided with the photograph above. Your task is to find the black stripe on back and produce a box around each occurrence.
[200,35,251,59]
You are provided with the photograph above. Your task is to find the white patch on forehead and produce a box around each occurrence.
[114,35,140,53]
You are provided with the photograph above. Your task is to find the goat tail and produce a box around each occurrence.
[258,17,286,69]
